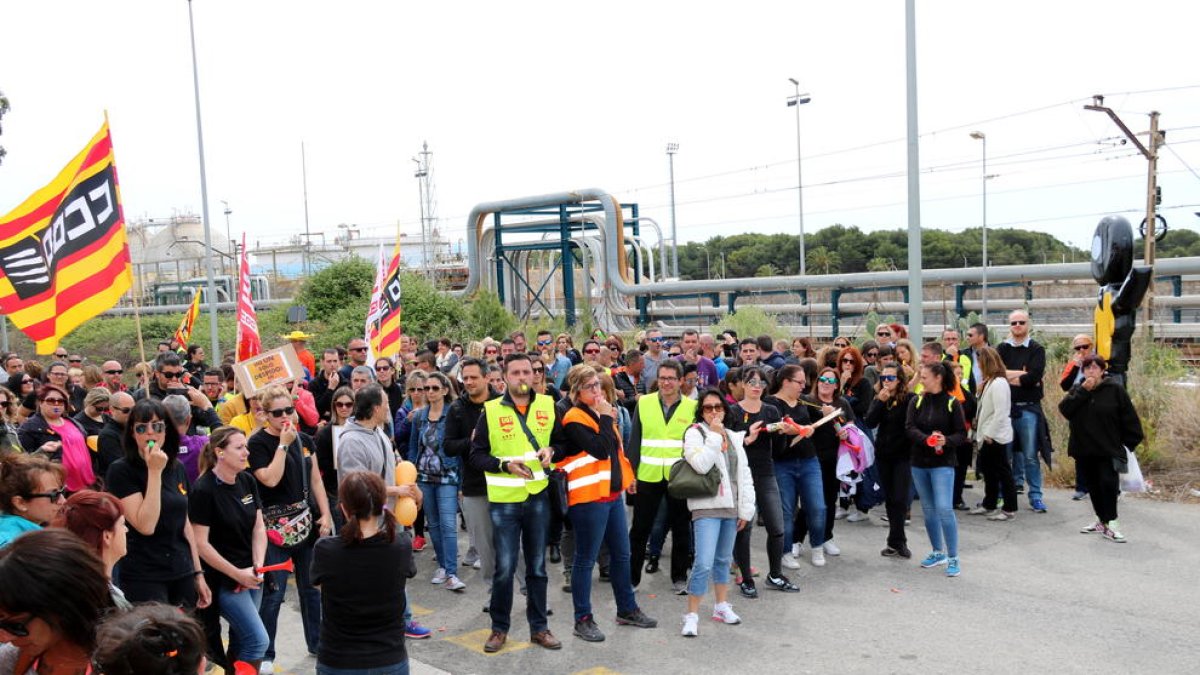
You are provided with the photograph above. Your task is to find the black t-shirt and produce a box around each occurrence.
[729,402,782,474]
[764,395,817,462]
[106,458,193,582]
[311,530,414,669]
[188,470,261,587]
[247,429,314,508]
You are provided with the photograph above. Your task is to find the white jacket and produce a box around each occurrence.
[682,423,756,522]
[974,378,1014,445]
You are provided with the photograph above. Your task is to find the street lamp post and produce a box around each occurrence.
[666,142,679,278]
[969,130,988,322]
[787,78,811,276]
[221,201,232,276]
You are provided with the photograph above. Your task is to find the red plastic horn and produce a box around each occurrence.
[256,559,295,574]
[233,662,258,675]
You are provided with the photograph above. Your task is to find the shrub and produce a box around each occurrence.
[296,257,376,322]
[717,306,783,342]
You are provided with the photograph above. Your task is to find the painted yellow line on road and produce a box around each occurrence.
[572,668,623,675]
[443,628,533,656]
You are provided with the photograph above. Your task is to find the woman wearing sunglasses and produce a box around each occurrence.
[730,367,797,596]
[679,389,757,637]
[0,453,66,548]
[0,528,116,674]
[799,367,855,566]
[905,362,968,577]
[315,386,356,532]
[530,357,562,402]
[246,385,331,665]
[104,398,212,608]
[374,357,405,422]
[763,365,820,572]
[18,384,94,493]
[405,372,466,592]
[865,363,914,558]
[72,387,110,438]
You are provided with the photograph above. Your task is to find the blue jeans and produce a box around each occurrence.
[218,585,268,662]
[489,492,550,634]
[317,661,409,675]
[260,541,321,659]
[419,482,461,577]
[1008,406,1044,502]
[911,466,958,558]
[775,457,826,549]
[569,498,637,621]
[687,517,737,597]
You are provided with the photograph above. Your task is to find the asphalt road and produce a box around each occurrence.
[264,487,1199,674]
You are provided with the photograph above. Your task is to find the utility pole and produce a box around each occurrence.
[301,141,312,276]
[666,143,679,278]
[221,201,232,277]
[413,142,435,282]
[1084,96,1164,332]
[787,79,811,276]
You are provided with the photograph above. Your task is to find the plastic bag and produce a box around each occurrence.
[1118,447,1147,493]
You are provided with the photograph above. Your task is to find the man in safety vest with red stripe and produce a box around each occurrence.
[627,360,698,594]
[469,353,563,654]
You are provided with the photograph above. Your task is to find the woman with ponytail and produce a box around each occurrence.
[311,471,415,675]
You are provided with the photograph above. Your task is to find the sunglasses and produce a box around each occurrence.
[841,358,854,364]
[406,387,422,393]
[0,399,8,406]
[1010,320,1027,326]
[160,371,184,380]
[94,405,110,413]
[376,365,393,371]
[532,367,545,374]
[349,346,368,352]
[880,374,898,382]
[267,407,296,418]
[104,369,124,375]
[25,487,68,502]
[701,404,724,412]
[335,401,354,409]
[0,617,30,638]
[817,376,838,384]
[537,339,553,346]
[40,397,67,406]
[1073,345,1091,351]
[54,353,68,359]
[876,331,891,337]
[111,405,133,414]
[134,421,167,434]
[744,379,766,388]
[485,349,498,354]
[423,385,442,392]
[584,349,601,354]
[865,351,879,357]
[69,358,83,364]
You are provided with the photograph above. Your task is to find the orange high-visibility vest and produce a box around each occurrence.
[559,406,633,507]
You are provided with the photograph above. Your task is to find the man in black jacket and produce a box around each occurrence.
[443,357,499,608]
[996,310,1048,513]
[132,352,220,434]
[96,391,135,479]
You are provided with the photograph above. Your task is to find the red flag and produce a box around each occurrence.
[236,232,260,361]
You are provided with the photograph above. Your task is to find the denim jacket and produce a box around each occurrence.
[406,406,458,484]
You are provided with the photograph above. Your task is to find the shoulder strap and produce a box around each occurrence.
[514,403,542,450]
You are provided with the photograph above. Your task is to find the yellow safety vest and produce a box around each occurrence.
[483,394,554,503]
[636,393,698,483]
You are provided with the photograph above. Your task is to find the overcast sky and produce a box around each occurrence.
[2,0,1198,262]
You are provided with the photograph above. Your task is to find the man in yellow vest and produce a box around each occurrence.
[627,360,698,594]
[469,352,563,654]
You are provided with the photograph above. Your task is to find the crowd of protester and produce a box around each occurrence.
[0,315,1146,672]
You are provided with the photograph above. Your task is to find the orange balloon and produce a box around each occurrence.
[395,497,418,526]
[395,461,417,485]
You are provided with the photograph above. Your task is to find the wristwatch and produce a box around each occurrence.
[499,459,509,474]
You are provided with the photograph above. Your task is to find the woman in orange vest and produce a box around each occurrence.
[554,364,657,643]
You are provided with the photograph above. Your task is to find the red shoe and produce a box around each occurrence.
[412,536,427,552]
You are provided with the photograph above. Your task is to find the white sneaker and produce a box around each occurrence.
[259,661,275,675]
[823,540,841,556]
[811,548,826,567]
[445,575,466,591]
[781,553,801,570]
[834,507,849,520]
[712,602,741,625]
[847,510,869,523]
[472,559,482,569]
[431,567,448,584]
[791,542,801,557]
[681,612,699,637]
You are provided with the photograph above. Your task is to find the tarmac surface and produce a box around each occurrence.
[264,487,1199,674]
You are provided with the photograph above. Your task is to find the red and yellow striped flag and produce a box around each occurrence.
[369,242,402,359]
[173,287,202,349]
[0,121,133,354]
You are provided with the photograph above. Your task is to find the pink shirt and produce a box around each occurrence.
[53,419,95,491]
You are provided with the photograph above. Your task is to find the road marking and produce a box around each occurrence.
[443,628,532,656]
[408,602,434,617]
[572,668,624,675]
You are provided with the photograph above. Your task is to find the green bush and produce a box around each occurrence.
[718,306,783,342]
[462,290,515,342]
[296,257,376,322]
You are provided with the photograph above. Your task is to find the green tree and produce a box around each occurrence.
[806,246,841,274]
[462,290,515,341]
[296,256,376,322]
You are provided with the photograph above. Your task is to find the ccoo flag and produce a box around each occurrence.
[173,287,202,349]
[0,121,133,354]
[372,242,402,359]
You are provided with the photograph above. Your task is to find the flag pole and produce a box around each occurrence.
[186,0,222,362]
[106,108,146,367]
